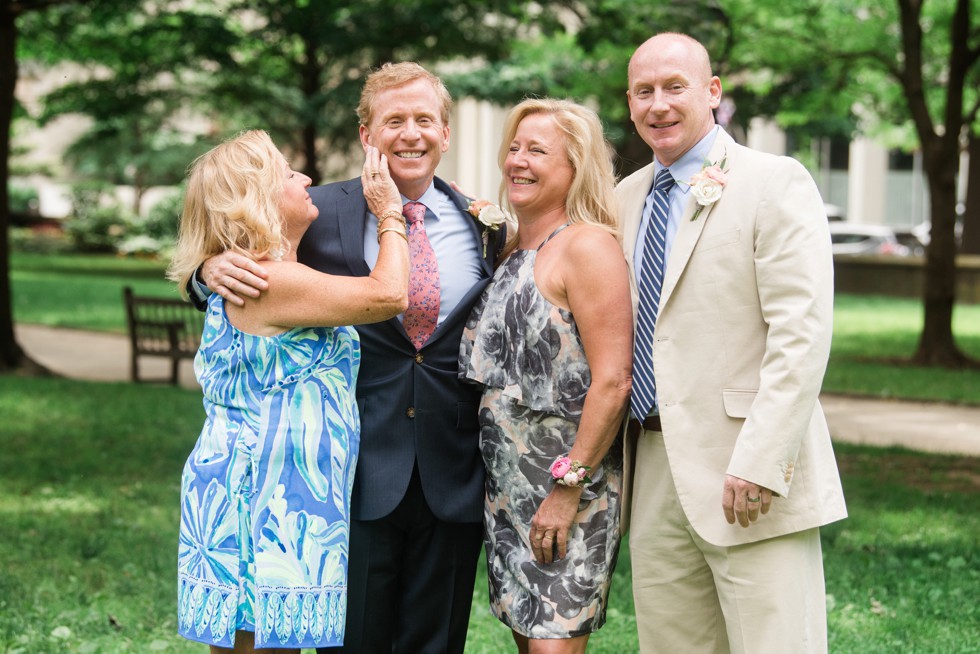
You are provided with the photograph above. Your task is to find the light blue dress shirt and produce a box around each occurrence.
[632,125,721,274]
[363,182,483,326]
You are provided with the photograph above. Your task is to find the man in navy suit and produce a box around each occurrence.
[197,62,501,653]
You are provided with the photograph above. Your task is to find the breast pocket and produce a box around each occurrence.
[694,228,741,254]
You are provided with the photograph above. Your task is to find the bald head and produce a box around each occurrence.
[629,33,713,87]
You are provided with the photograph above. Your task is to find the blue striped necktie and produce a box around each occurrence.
[631,168,675,419]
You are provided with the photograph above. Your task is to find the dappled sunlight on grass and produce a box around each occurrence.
[0,489,105,517]
[820,444,980,653]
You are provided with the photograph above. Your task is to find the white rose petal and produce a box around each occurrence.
[479,205,507,227]
[691,180,723,206]
[563,471,580,485]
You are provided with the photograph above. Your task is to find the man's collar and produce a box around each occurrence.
[401,181,446,220]
[656,125,721,194]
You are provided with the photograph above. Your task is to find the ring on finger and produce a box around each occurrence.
[747,496,761,503]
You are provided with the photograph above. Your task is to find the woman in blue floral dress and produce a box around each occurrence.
[459,100,633,653]
[167,131,408,652]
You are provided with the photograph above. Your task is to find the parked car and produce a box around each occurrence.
[910,221,963,249]
[893,228,927,256]
[829,222,910,256]
[824,203,845,222]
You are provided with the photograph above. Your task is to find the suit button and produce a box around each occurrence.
[415,353,424,364]
[406,407,416,419]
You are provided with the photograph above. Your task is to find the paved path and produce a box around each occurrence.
[14,323,980,457]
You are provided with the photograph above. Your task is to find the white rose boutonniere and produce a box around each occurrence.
[688,156,728,221]
[467,199,507,257]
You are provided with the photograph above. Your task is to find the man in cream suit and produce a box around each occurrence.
[619,33,847,653]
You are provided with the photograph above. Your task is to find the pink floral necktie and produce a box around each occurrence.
[402,201,440,349]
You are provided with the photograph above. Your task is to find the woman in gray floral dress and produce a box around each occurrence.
[459,99,633,653]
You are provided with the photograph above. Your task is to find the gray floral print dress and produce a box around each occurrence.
[459,224,623,639]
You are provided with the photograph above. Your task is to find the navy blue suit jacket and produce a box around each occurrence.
[298,176,501,523]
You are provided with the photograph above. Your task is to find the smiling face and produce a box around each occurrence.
[627,34,722,167]
[358,77,450,200]
[504,112,575,219]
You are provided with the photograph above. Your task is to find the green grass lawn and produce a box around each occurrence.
[825,294,980,404]
[0,377,975,653]
[11,252,179,332]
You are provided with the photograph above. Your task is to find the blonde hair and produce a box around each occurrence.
[356,62,453,127]
[167,130,287,297]
[497,98,619,257]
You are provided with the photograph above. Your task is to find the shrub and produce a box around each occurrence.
[138,190,183,241]
[116,234,167,257]
[64,182,133,254]
[114,190,184,257]
[8,183,40,216]
[65,205,133,253]
[9,226,71,254]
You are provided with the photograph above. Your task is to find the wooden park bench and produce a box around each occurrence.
[123,286,204,385]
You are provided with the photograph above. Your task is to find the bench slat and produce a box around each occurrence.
[124,286,204,385]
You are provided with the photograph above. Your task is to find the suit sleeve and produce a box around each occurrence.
[725,157,834,497]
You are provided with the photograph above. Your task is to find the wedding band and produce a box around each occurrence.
[747,496,761,503]
[370,172,379,178]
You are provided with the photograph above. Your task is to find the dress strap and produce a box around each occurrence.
[536,222,571,251]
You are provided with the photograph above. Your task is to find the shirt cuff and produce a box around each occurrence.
[190,268,212,302]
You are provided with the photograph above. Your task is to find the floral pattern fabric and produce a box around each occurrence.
[177,294,359,649]
[460,240,623,639]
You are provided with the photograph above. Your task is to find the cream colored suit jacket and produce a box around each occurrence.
[618,129,847,547]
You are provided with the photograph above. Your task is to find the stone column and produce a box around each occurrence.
[847,137,888,225]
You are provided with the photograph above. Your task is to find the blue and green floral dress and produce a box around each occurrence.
[459,226,623,639]
[177,294,359,649]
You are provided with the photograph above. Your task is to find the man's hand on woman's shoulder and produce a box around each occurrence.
[202,251,270,307]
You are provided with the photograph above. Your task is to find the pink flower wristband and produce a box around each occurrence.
[549,456,592,487]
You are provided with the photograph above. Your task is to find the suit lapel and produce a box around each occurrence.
[660,130,735,312]
[337,180,411,343]
[423,176,496,346]
[435,177,495,278]
[337,179,372,277]
[621,163,656,270]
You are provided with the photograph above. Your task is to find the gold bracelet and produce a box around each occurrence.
[377,208,407,243]
[377,215,407,233]
[377,227,408,243]
[377,208,405,227]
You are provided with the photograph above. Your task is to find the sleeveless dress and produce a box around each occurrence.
[459,225,623,639]
[177,294,359,649]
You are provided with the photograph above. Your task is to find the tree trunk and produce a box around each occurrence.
[960,132,980,255]
[300,33,320,185]
[132,168,145,217]
[913,145,968,366]
[0,8,50,375]
[0,7,26,371]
